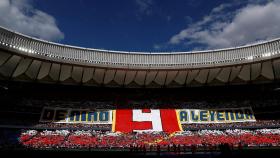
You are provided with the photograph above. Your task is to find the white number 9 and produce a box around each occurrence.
[132,109,163,132]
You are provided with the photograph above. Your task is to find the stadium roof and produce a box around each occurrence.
[0,26,280,88]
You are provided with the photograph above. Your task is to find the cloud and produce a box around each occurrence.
[0,0,64,41]
[135,0,154,16]
[153,44,161,50]
[186,0,201,8]
[169,0,280,50]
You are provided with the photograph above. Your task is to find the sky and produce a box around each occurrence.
[0,0,280,52]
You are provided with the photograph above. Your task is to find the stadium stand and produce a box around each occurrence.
[1,27,280,157]
[18,129,280,149]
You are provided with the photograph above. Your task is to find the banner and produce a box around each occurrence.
[40,107,256,132]
[113,109,182,133]
[40,107,112,124]
[177,107,256,124]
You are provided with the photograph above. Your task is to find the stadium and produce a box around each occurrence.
[1,23,280,158]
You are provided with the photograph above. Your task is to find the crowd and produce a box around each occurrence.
[1,120,279,131]
[182,120,280,130]
[1,120,280,132]
[1,89,280,137]
[19,128,280,150]
[5,97,280,110]
[0,129,21,148]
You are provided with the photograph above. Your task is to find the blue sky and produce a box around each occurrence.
[0,0,280,52]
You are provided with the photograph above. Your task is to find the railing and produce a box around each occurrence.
[0,26,280,69]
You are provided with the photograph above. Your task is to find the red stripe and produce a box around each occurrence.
[160,109,181,133]
[142,109,151,113]
[115,110,132,133]
[132,121,152,130]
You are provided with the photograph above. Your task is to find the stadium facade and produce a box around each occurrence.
[0,26,280,88]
